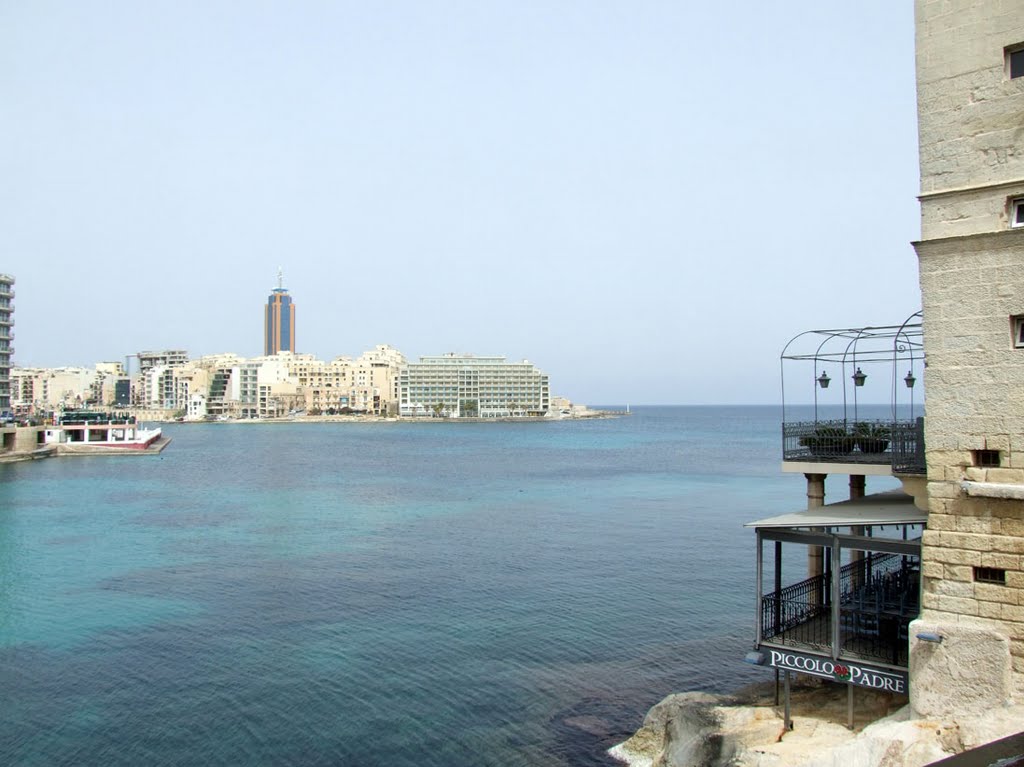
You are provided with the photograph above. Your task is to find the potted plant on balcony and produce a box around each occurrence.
[854,422,890,454]
[799,424,854,456]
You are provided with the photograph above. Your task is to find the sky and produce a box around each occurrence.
[1,1,921,405]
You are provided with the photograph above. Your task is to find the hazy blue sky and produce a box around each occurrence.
[2,1,920,404]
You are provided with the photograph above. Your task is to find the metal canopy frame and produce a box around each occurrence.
[780,311,923,424]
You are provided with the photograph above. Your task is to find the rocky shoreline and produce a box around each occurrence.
[608,680,1024,767]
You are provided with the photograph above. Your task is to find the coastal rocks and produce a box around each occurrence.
[741,712,953,767]
[608,691,785,767]
[610,683,1024,767]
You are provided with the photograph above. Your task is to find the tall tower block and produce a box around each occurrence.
[264,269,295,356]
[0,273,12,413]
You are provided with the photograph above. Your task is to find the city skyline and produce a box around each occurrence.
[1,2,921,404]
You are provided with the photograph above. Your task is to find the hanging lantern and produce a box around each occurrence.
[904,370,916,389]
[852,368,867,387]
[817,371,831,389]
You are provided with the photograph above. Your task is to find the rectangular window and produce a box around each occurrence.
[973,449,1001,467]
[1012,197,1024,227]
[973,567,1006,585]
[1009,46,1024,79]
[1013,315,1024,348]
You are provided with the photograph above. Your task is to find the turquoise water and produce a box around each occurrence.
[0,406,893,766]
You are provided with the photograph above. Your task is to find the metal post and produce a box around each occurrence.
[774,541,782,639]
[784,670,792,730]
[831,533,842,659]
[756,531,763,645]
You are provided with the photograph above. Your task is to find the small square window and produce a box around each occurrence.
[973,449,1001,467]
[1010,47,1024,79]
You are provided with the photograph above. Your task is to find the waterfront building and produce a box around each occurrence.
[11,366,107,412]
[909,1,1024,717]
[303,357,349,414]
[399,354,550,418]
[743,0,1024,731]
[90,362,127,407]
[349,344,405,415]
[254,354,302,418]
[0,273,13,413]
[136,350,188,372]
[235,362,260,419]
[264,271,295,356]
[173,365,210,419]
[133,350,187,407]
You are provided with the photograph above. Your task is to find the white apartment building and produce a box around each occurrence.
[133,350,187,407]
[399,354,550,418]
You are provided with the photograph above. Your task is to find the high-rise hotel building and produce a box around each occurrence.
[399,354,550,418]
[0,274,13,413]
[264,272,295,356]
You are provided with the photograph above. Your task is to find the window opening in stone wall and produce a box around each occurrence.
[1012,315,1024,348]
[973,567,1006,585]
[973,449,1001,467]
[1011,198,1024,228]
[1008,46,1024,79]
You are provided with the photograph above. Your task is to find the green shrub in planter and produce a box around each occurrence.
[854,422,890,454]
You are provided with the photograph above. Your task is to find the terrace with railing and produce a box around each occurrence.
[780,314,925,475]
[761,551,920,667]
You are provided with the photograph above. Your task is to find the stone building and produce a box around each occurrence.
[909,0,1024,716]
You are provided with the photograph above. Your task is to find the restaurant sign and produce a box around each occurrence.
[766,648,907,694]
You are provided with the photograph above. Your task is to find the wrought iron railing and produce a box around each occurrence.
[762,552,919,665]
[782,419,925,474]
[891,417,925,475]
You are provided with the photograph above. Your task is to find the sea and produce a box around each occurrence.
[0,405,899,767]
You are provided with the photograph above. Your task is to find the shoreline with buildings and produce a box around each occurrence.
[8,348,564,423]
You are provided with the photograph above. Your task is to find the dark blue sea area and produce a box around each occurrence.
[0,405,898,766]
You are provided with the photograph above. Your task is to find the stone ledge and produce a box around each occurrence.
[961,481,1024,500]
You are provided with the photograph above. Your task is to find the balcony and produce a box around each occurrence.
[781,314,924,476]
[783,418,925,475]
[747,491,926,699]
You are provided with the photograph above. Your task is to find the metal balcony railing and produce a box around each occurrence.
[782,418,925,474]
[762,552,919,667]
[891,417,926,475]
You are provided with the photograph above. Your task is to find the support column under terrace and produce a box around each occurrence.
[805,473,826,579]
[850,474,866,586]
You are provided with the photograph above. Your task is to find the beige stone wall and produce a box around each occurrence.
[916,232,1024,698]
[918,499,1024,683]
[917,0,1024,238]
[918,231,1024,454]
[914,0,1024,703]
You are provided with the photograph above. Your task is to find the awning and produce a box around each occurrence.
[745,490,927,529]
